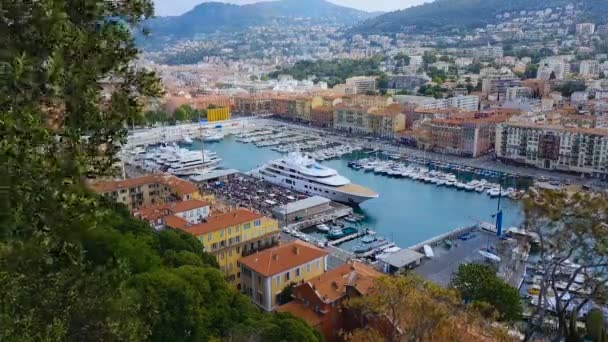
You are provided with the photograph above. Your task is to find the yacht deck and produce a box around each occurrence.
[337,183,378,198]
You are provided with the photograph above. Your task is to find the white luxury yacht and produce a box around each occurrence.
[142,144,221,176]
[250,153,378,205]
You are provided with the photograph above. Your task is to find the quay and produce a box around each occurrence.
[327,230,367,246]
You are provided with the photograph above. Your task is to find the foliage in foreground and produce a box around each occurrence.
[345,276,514,342]
[451,263,523,323]
[0,1,320,341]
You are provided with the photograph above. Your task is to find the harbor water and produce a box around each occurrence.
[193,136,524,249]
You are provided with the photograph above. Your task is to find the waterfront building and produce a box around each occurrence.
[340,94,394,109]
[239,240,329,311]
[482,76,522,99]
[310,106,334,127]
[276,260,382,342]
[429,116,507,157]
[176,208,280,286]
[164,95,231,113]
[207,107,231,122]
[333,104,405,138]
[287,96,313,122]
[234,95,272,114]
[345,76,377,95]
[496,122,608,178]
[90,173,202,210]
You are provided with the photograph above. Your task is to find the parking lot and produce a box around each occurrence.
[199,174,308,217]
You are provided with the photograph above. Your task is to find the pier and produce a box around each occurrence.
[286,206,353,231]
[327,230,367,246]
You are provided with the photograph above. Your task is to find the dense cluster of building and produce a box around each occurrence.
[88,173,386,341]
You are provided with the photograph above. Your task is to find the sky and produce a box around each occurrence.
[153,0,430,16]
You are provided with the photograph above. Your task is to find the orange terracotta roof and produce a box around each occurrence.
[370,104,404,117]
[276,301,323,326]
[177,208,264,236]
[134,199,210,221]
[90,173,198,197]
[239,240,329,277]
[303,261,382,303]
[164,215,190,229]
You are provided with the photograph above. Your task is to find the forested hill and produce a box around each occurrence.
[351,0,608,35]
[142,0,375,42]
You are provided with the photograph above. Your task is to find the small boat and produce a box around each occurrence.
[316,224,330,232]
[203,133,224,142]
[327,227,358,240]
[182,136,194,144]
[344,216,358,223]
[361,236,377,244]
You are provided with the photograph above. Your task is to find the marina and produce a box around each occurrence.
[189,128,524,250]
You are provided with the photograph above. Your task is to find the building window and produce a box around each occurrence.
[296,268,300,277]
[208,233,212,241]
[244,223,251,230]
[220,230,224,237]
[254,220,261,227]
[315,260,320,269]
[307,263,311,273]
[285,272,291,281]
[276,275,281,286]
[228,227,231,235]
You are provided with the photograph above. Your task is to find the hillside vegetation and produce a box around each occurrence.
[0,1,321,340]
[142,0,375,43]
[352,0,608,35]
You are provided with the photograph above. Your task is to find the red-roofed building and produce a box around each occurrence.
[239,240,329,311]
[89,173,202,210]
[177,209,280,286]
[133,199,211,229]
[277,261,382,341]
[429,116,509,157]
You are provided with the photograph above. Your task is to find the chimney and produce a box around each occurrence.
[293,246,300,255]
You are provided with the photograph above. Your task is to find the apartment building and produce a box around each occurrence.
[341,94,394,109]
[333,104,405,138]
[133,199,211,229]
[394,95,479,111]
[176,209,280,286]
[580,60,600,77]
[482,76,522,98]
[90,173,202,210]
[287,97,313,122]
[429,116,507,157]
[234,96,272,114]
[345,76,377,95]
[496,122,608,178]
[311,106,334,127]
[576,23,596,35]
[239,240,329,311]
[506,86,533,101]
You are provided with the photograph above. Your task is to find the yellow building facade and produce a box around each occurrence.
[207,107,231,122]
[239,240,329,311]
[178,209,280,286]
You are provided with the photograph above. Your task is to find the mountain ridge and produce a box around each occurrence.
[142,0,377,43]
[351,0,608,35]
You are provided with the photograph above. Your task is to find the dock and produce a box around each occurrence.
[327,230,367,246]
